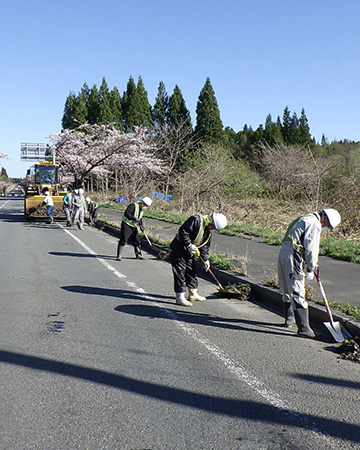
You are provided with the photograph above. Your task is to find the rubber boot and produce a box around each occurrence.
[175,292,192,307]
[284,302,296,328]
[117,243,125,261]
[294,307,315,338]
[188,288,206,302]
[135,246,146,260]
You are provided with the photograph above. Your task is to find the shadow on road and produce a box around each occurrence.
[1,349,359,445]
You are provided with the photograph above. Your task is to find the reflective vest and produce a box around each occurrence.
[122,202,143,228]
[176,215,211,248]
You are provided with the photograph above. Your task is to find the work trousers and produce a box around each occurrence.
[170,239,198,293]
[119,222,141,249]
[72,206,84,225]
[46,205,54,222]
[63,205,72,223]
[278,243,307,308]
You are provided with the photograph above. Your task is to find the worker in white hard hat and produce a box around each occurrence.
[116,196,152,261]
[170,212,228,307]
[278,208,341,338]
[85,196,99,226]
[71,188,86,230]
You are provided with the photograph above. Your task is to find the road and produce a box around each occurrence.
[1,198,359,450]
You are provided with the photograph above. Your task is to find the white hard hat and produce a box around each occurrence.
[322,208,341,230]
[212,213,227,231]
[142,196,152,207]
[78,188,84,195]
[85,197,91,203]
[44,191,49,196]
[74,189,79,194]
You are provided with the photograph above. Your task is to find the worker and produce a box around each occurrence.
[170,213,228,307]
[85,197,98,226]
[278,208,341,338]
[63,187,73,227]
[42,190,54,224]
[72,188,86,230]
[116,196,152,260]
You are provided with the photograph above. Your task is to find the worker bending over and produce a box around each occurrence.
[278,208,341,338]
[116,196,152,261]
[170,213,227,307]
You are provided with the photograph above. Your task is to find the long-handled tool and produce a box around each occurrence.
[198,255,225,291]
[314,267,352,342]
[142,229,153,247]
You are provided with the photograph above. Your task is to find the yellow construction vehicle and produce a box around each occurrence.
[24,161,68,219]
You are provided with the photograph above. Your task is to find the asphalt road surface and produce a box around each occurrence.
[1,198,359,450]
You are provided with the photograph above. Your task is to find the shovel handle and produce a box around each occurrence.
[198,255,224,290]
[314,267,335,325]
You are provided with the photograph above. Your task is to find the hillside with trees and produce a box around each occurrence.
[57,75,360,237]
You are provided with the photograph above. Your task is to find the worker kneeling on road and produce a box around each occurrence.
[170,213,227,307]
[278,208,341,338]
[116,196,152,261]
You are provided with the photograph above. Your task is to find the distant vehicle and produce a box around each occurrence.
[24,161,68,219]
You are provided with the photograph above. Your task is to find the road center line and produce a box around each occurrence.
[62,226,337,449]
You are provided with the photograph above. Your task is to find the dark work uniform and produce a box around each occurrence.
[170,215,211,293]
[118,202,144,257]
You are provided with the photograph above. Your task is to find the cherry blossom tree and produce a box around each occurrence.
[48,123,167,197]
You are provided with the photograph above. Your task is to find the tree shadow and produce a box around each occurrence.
[1,349,359,444]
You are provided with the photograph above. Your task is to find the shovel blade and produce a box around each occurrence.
[324,321,352,342]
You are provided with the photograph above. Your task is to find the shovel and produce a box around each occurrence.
[314,267,352,342]
[141,228,153,247]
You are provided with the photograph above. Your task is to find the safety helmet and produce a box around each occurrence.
[211,213,227,231]
[44,191,49,196]
[74,189,79,195]
[78,188,84,195]
[142,196,152,207]
[322,208,341,230]
[85,197,91,203]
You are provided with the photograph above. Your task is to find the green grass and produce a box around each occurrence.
[100,203,360,263]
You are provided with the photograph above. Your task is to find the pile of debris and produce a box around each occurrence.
[339,336,360,363]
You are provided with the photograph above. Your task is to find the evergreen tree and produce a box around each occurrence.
[152,81,169,129]
[281,106,292,144]
[136,76,153,129]
[62,92,77,130]
[194,77,223,143]
[122,75,138,131]
[298,108,312,147]
[73,91,88,126]
[264,114,283,145]
[168,85,192,129]
[98,77,113,124]
[110,86,123,130]
[87,85,100,124]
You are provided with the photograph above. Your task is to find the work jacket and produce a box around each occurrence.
[122,202,144,228]
[176,214,212,260]
[281,213,321,272]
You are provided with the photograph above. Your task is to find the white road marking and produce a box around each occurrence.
[62,226,338,449]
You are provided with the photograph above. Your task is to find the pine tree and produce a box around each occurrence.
[195,77,223,143]
[62,92,77,130]
[98,77,113,125]
[152,81,169,129]
[122,76,138,131]
[87,85,100,124]
[298,108,312,146]
[73,92,88,126]
[281,106,292,144]
[110,86,122,130]
[136,76,153,129]
[168,85,192,129]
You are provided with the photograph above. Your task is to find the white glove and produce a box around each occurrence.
[306,271,314,280]
[187,244,200,257]
[204,260,210,271]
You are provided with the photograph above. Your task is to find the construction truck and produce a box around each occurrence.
[24,161,68,219]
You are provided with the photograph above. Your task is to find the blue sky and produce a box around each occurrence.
[1,0,359,178]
